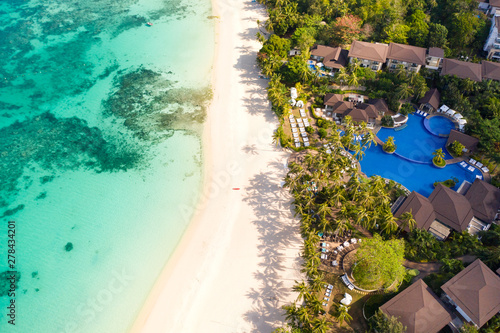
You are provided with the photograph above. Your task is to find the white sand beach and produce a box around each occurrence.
[130,0,303,332]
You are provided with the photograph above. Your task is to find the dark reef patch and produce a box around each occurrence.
[103,68,211,141]
[64,242,73,252]
[0,112,142,208]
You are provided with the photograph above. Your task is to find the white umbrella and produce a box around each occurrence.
[317,62,323,67]
[458,119,467,124]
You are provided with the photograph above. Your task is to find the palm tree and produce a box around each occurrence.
[306,298,324,316]
[396,83,414,101]
[347,72,359,87]
[283,302,298,327]
[349,58,361,73]
[292,281,310,302]
[398,210,416,235]
[432,148,445,164]
[379,207,399,235]
[334,304,353,326]
[383,136,396,153]
[336,67,349,86]
[272,127,284,147]
[309,273,325,292]
[394,65,407,80]
[311,317,331,333]
[296,306,311,328]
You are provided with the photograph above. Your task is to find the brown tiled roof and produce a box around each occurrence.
[368,98,389,113]
[324,49,349,69]
[465,179,500,223]
[428,184,474,232]
[441,59,482,82]
[418,88,440,110]
[492,0,500,8]
[332,101,354,115]
[344,108,368,123]
[395,191,436,231]
[381,279,453,333]
[348,41,388,63]
[428,47,444,58]
[446,130,479,152]
[497,267,500,276]
[311,45,339,58]
[441,259,500,328]
[387,43,427,65]
[482,60,500,81]
[324,93,343,106]
[496,16,500,30]
[357,103,378,118]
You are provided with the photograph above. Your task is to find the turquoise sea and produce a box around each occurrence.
[0,0,214,332]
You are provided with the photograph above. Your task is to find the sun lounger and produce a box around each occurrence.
[460,161,467,167]
[322,302,328,306]
[321,253,327,259]
[321,248,328,253]
[476,175,483,180]
[350,238,357,244]
[476,162,483,168]
[325,291,331,297]
[423,112,428,117]
[324,297,330,301]
[416,110,421,115]
[337,245,343,251]
[332,260,338,266]
[293,133,299,138]
[296,118,302,123]
[343,241,350,247]
[290,118,295,123]
[327,284,333,290]
[291,128,297,133]
[298,123,304,128]
[304,142,310,147]
[482,166,489,173]
[303,137,309,142]
[326,149,332,154]
[294,138,300,143]
[469,158,477,165]
[468,166,475,172]
[295,142,301,148]
[301,132,307,137]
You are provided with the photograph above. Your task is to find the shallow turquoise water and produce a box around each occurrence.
[0,0,214,331]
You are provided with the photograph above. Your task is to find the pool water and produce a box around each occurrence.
[427,115,455,136]
[358,114,480,196]
[377,114,452,163]
[359,145,482,196]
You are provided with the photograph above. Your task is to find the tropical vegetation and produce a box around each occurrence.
[383,136,396,153]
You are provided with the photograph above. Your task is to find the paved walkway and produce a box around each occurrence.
[404,255,477,281]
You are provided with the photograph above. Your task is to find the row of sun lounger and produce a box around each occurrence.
[415,110,428,117]
[289,115,310,148]
[459,160,489,174]
[341,274,355,290]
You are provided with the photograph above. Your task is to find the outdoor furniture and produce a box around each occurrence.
[327,284,333,290]
[343,241,350,247]
[303,137,309,142]
[295,142,301,148]
[321,253,327,259]
[326,149,332,154]
[469,158,477,165]
[332,260,338,266]
[293,133,299,138]
[321,248,328,253]
[291,128,297,133]
[304,142,310,147]
[291,123,297,128]
[340,293,352,306]
[476,175,483,180]
[476,162,483,168]
[298,123,304,128]
[325,291,331,297]
[337,245,344,251]
[322,302,328,306]
[296,118,302,123]
[301,132,308,137]
[324,297,330,301]
[482,166,489,173]
[460,161,467,167]
[350,238,357,244]
[468,166,475,172]
[289,118,295,123]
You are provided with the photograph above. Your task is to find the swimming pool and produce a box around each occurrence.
[377,114,452,163]
[427,115,455,136]
[359,145,482,196]
[358,114,480,196]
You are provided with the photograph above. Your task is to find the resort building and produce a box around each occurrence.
[380,279,453,333]
[310,45,348,72]
[418,88,440,113]
[426,47,445,70]
[347,41,388,71]
[441,59,483,82]
[488,0,500,15]
[446,130,479,154]
[482,60,500,81]
[395,179,500,239]
[442,259,500,329]
[484,15,500,60]
[323,93,353,115]
[368,98,389,115]
[386,42,427,72]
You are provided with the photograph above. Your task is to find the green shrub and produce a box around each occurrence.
[450,140,465,156]
[400,103,414,116]
[305,126,314,134]
[318,128,327,138]
[381,115,394,127]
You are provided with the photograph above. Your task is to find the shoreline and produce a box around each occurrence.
[129,0,303,331]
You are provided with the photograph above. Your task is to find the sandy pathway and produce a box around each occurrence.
[130,0,303,332]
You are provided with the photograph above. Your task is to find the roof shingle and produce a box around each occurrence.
[441,59,482,82]
[348,41,388,63]
[387,42,427,65]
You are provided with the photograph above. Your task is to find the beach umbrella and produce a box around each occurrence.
[317,62,323,67]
